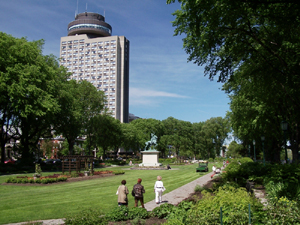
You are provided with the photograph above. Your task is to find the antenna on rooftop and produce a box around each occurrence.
[76,0,79,15]
[86,3,87,12]
[104,10,105,18]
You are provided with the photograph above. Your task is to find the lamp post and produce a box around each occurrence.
[253,140,256,162]
[248,145,250,158]
[281,121,288,163]
[261,136,265,166]
[37,142,41,163]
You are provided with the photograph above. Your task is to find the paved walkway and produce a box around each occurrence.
[144,171,214,211]
[4,172,214,225]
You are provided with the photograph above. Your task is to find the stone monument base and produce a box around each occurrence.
[139,150,162,167]
[138,162,163,167]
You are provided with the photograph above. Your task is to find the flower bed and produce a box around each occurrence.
[5,174,68,184]
[93,170,113,175]
[4,170,123,185]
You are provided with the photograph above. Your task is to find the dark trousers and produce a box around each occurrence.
[134,197,144,208]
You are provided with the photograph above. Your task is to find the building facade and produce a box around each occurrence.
[60,12,129,123]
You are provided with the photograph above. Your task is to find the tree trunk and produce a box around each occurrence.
[68,139,75,155]
[290,126,299,164]
[1,140,5,163]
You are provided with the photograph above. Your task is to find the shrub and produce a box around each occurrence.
[113,170,125,175]
[263,197,300,224]
[70,172,79,177]
[151,203,175,219]
[106,206,129,221]
[163,217,185,225]
[194,185,205,192]
[58,177,67,182]
[177,201,194,211]
[265,181,286,204]
[64,208,107,225]
[159,158,176,164]
[93,170,113,175]
[29,179,34,183]
[165,201,193,224]
[10,177,17,183]
[131,218,146,225]
[41,178,49,184]
[128,207,149,220]
[5,177,12,183]
[222,161,266,187]
[35,178,41,184]
[17,178,23,184]
[21,178,29,184]
[186,186,264,224]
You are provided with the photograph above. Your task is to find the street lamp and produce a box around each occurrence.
[281,121,288,163]
[248,145,251,158]
[253,140,256,162]
[37,142,41,163]
[261,136,265,166]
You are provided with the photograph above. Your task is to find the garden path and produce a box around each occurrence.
[144,171,214,211]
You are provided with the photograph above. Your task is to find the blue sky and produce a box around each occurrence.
[0,0,230,123]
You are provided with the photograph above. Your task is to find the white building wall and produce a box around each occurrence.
[60,34,129,122]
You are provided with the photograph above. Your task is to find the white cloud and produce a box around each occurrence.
[130,87,188,106]
[130,87,188,98]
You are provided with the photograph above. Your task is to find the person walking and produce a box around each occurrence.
[154,176,165,204]
[116,180,129,206]
[132,178,145,208]
[212,165,216,173]
[211,165,217,179]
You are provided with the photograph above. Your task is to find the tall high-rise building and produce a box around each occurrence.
[60,12,129,123]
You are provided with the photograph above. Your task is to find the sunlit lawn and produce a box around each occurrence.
[0,163,214,224]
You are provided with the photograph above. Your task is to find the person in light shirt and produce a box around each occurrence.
[212,165,216,173]
[154,176,165,204]
[116,180,129,206]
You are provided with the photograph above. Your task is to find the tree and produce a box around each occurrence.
[161,117,193,161]
[92,114,122,159]
[54,80,105,155]
[223,71,284,162]
[202,117,231,158]
[40,139,54,158]
[192,122,205,159]
[121,122,140,156]
[130,118,164,155]
[167,0,300,162]
[0,32,68,162]
[226,141,243,158]
[167,0,300,82]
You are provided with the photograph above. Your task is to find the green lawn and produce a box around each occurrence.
[0,163,215,224]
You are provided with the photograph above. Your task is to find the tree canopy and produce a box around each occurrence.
[0,32,68,162]
[167,0,300,162]
[54,80,105,155]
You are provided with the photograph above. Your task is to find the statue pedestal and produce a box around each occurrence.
[139,150,162,167]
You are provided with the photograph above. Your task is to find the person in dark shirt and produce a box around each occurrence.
[132,178,145,208]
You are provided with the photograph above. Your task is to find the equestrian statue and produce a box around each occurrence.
[144,133,158,151]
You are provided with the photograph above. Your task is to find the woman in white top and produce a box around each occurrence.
[154,176,165,204]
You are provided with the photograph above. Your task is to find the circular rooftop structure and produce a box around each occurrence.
[68,12,112,37]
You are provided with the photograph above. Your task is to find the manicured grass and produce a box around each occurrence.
[0,163,216,224]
